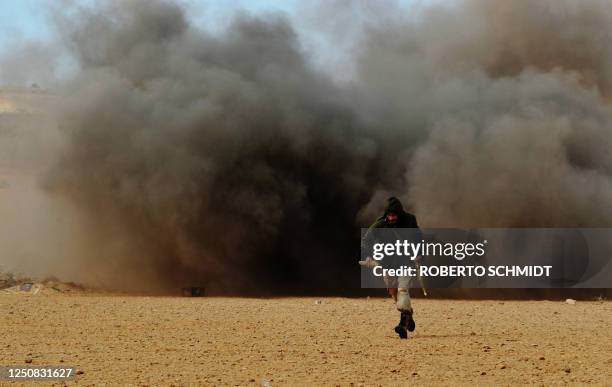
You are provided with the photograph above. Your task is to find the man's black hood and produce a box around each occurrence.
[365,196,418,229]
[384,197,405,215]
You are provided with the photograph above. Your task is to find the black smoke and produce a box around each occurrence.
[34,0,612,293]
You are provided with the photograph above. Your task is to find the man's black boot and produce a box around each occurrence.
[394,313,408,339]
[405,311,416,332]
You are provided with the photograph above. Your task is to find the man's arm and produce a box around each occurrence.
[410,214,422,242]
[359,216,385,266]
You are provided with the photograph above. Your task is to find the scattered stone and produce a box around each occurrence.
[76,370,84,375]
[498,363,507,369]
[539,356,545,360]
[24,359,32,364]
[565,299,576,305]
[314,300,322,305]
[480,371,487,375]
[564,368,571,373]
[19,283,33,291]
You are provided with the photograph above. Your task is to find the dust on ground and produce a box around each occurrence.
[0,292,610,385]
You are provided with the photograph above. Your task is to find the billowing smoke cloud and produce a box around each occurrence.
[42,0,378,293]
[6,0,612,293]
[353,0,612,227]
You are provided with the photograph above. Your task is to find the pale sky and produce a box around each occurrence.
[0,0,415,86]
[0,1,301,51]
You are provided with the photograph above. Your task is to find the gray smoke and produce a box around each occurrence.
[353,0,612,227]
[10,0,612,292]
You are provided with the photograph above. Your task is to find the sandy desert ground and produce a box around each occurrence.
[0,292,610,386]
